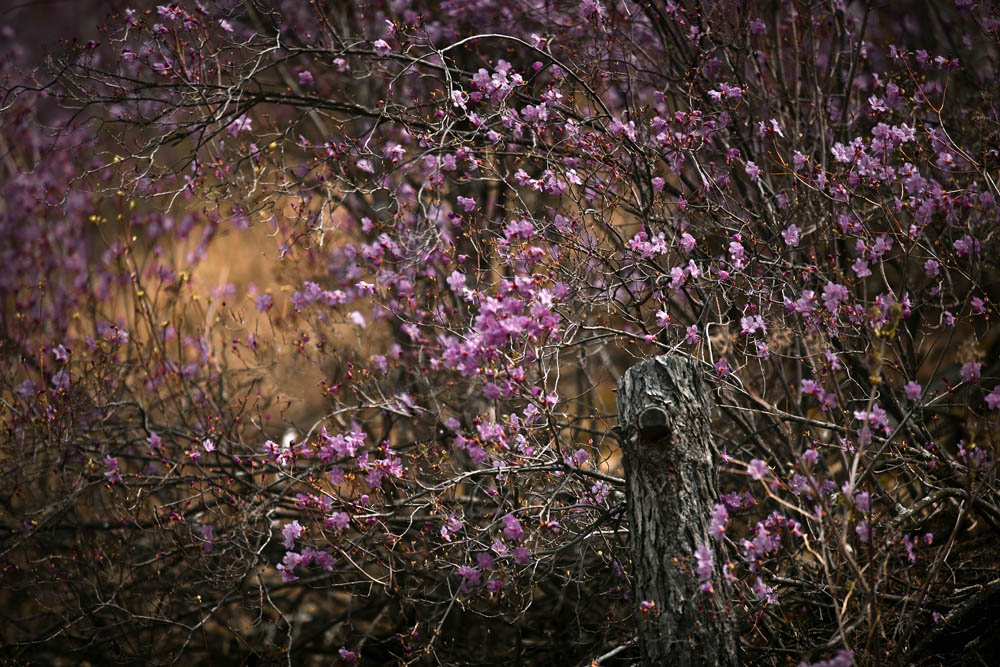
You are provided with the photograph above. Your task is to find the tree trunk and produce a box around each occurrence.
[617,354,739,666]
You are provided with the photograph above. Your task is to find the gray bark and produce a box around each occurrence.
[617,354,739,666]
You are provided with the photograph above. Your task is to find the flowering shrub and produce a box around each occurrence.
[2,0,1000,664]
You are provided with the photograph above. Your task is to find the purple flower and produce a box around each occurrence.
[745,161,760,181]
[855,519,871,542]
[456,196,476,212]
[953,235,979,257]
[297,70,314,86]
[822,282,849,314]
[446,271,467,293]
[16,379,36,398]
[282,520,304,549]
[476,552,495,570]
[680,232,696,253]
[441,515,462,542]
[986,386,1000,410]
[714,358,731,377]
[904,381,922,401]
[326,512,350,531]
[51,370,70,392]
[709,503,728,541]
[104,456,123,484]
[451,89,469,109]
[456,564,481,591]
[924,259,940,276]
[781,224,801,247]
[694,544,714,592]
[747,459,768,481]
[753,576,778,605]
[685,325,701,345]
[226,115,252,137]
[254,294,274,313]
[960,362,982,384]
[373,39,391,57]
[501,513,524,541]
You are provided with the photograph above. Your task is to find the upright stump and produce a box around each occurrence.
[617,354,739,666]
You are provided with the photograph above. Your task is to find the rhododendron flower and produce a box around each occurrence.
[226,115,252,136]
[753,577,778,604]
[694,544,714,592]
[104,456,122,484]
[747,459,768,480]
[685,325,701,345]
[986,387,1000,410]
[51,370,70,392]
[501,513,524,540]
[282,521,304,548]
[326,512,350,531]
[960,362,982,384]
[455,565,481,591]
[373,39,390,56]
[781,224,800,247]
[441,515,462,542]
[709,503,728,540]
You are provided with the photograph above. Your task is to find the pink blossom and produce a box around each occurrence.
[781,224,800,247]
[986,387,1000,410]
[747,459,768,480]
[282,521,304,549]
[104,456,122,484]
[501,513,524,540]
[960,361,982,384]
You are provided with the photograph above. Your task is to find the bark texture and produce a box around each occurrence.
[617,354,739,666]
